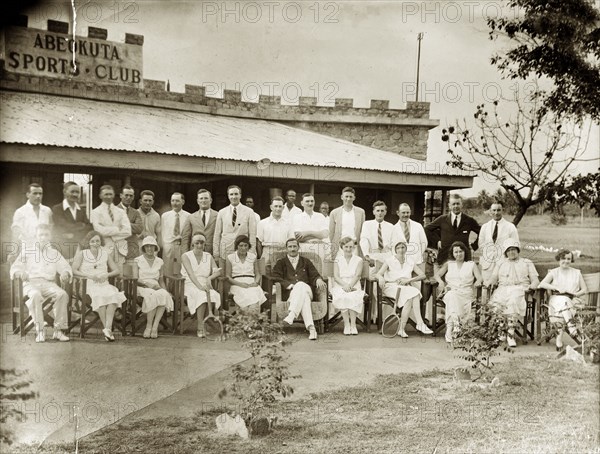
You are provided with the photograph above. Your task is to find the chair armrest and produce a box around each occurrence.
[274,282,283,304]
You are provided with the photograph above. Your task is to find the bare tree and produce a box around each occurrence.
[442,93,595,225]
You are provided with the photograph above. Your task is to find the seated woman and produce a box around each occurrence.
[226,235,266,314]
[375,241,432,337]
[538,249,588,350]
[181,233,222,338]
[434,241,483,343]
[487,239,539,347]
[134,236,174,339]
[72,230,127,342]
[331,237,365,336]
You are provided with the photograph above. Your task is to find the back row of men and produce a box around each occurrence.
[12,182,519,279]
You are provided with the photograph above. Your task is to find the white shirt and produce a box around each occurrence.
[390,219,428,265]
[161,209,190,244]
[451,213,461,227]
[287,254,299,270]
[292,211,329,242]
[282,205,301,219]
[341,208,357,239]
[199,209,211,225]
[479,218,520,270]
[10,243,72,280]
[62,198,81,220]
[12,201,53,244]
[359,220,394,256]
[257,215,293,247]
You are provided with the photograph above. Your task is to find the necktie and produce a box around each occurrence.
[403,221,410,243]
[377,223,383,250]
[108,204,114,222]
[452,216,458,230]
[232,206,237,227]
[174,213,180,236]
[202,211,206,226]
[492,222,498,243]
[125,206,129,216]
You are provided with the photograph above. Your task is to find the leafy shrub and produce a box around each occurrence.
[1,369,37,445]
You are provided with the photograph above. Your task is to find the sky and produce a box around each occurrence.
[17,0,600,196]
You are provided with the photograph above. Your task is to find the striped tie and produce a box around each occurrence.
[403,221,410,243]
[108,204,114,222]
[174,213,180,236]
[377,223,383,250]
[232,206,237,227]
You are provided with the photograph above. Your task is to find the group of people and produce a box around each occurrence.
[10,183,589,347]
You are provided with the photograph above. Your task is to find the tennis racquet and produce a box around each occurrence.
[202,289,223,341]
[381,287,402,338]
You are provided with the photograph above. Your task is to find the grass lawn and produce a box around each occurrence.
[17,355,598,454]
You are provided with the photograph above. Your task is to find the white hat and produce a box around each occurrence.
[502,239,520,256]
[141,236,160,252]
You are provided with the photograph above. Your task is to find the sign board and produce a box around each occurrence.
[2,26,143,88]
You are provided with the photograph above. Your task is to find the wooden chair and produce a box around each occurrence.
[269,251,328,334]
[70,276,133,338]
[11,275,71,336]
[123,279,177,336]
[483,284,536,344]
[324,259,372,332]
[536,272,600,345]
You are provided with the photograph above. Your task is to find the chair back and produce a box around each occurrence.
[582,272,600,307]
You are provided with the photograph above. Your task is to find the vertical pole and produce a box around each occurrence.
[416,32,423,102]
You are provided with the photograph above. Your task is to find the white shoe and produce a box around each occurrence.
[308,327,317,340]
[397,328,408,338]
[507,336,517,348]
[283,313,295,325]
[103,328,115,342]
[343,326,351,336]
[53,330,70,342]
[445,327,453,343]
[556,333,563,350]
[35,331,45,343]
[197,330,206,338]
[350,326,358,336]
[416,323,433,335]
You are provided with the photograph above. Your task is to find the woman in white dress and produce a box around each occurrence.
[72,230,126,342]
[434,241,483,343]
[181,233,222,338]
[134,236,174,339]
[226,235,266,314]
[375,241,432,337]
[538,249,588,349]
[331,237,365,335]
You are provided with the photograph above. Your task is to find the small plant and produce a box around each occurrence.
[453,302,513,381]
[1,368,38,446]
[218,310,299,432]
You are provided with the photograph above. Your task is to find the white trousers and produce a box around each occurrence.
[287,281,315,329]
[23,279,68,330]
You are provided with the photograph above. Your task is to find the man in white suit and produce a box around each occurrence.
[90,185,131,267]
[391,203,428,269]
[213,185,257,261]
[329,187,366,260]
[359,201,394,270]
[478,201,520,281]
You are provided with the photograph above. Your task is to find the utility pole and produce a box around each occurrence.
[416,32,424,102]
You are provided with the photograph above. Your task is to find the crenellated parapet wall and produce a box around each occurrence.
[1,16,439,160]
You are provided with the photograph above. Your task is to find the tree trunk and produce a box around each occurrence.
[512,207,527,226]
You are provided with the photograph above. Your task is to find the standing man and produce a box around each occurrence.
[245,196,261,225]
[116,185,144,260]
[272,238,327,340]
[256,196,294,269]
[478,201,520,281]
[12,183,53,248]
[52,181,91,260]
[90,185,131,266]
[319,201,330,218]
[329,187,366,260]
[425,193,480,264]
[182,189,218,253]
[391,203,429,269]
[214,185,257,261]
[360,201,394,270]
[161,192,190,260]
[138,190,161,245]
[292,193,330,261]
[282,189,302,220]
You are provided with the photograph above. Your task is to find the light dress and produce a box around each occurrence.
[181,250,221,315]
[545,267,584,320]
[443,261,476,322]
[134,255,174,313]
[80,248,126,311]
[331,254,365,313]
[382,256,421,308]
[227,252,267,309]
[490,258,538,317]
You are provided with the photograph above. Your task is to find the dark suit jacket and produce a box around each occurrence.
[51,202,92,259]
[272,255,322,301]
[117,203,143,259]
[181,209,218,254]
[425,213,480,263]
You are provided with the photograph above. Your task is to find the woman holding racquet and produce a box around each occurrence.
[375,241,432,337]
[181,233,222,338]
